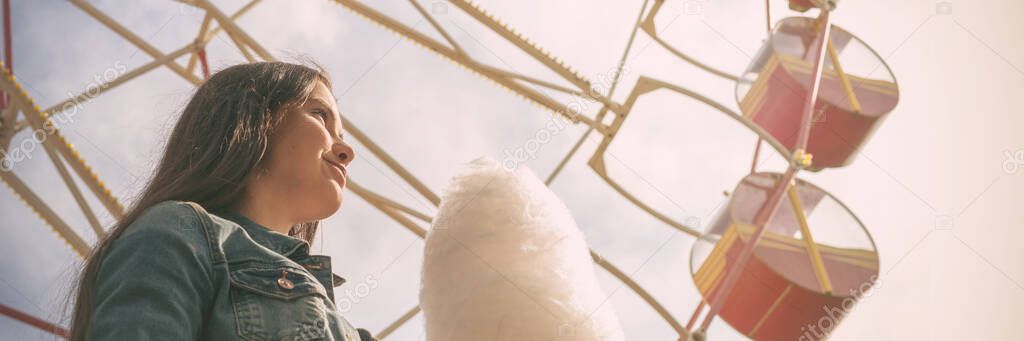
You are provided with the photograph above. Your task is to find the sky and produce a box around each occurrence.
[1,0,1022,340]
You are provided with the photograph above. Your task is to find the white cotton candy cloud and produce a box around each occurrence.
[420,156,626,341]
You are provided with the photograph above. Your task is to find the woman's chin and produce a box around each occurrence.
[310,196,343,221]
[327,191,344,211]
[312,185,344,214]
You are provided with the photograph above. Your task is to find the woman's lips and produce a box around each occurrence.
[324,158,348,178]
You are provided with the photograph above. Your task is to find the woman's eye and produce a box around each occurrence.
[312,110,328,121]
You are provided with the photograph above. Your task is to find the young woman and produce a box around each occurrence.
[67,61,376,341]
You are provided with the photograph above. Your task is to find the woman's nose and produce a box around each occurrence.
[333,140,355,166]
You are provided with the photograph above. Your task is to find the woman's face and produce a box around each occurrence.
[256,80,355,224]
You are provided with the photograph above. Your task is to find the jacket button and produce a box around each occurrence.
[278,270,295,290]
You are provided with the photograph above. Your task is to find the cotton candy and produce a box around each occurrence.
[420,156,626,341]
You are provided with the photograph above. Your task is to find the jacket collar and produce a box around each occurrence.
[212,209,310,259]
[211,209,348,290]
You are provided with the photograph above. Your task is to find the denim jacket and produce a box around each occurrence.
[87,200,377,341]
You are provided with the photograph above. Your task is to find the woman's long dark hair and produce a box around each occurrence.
[67,61,334,340]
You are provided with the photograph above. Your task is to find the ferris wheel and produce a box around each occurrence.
[0,0,898,339]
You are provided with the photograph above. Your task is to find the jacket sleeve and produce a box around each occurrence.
[87,202,214,341]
